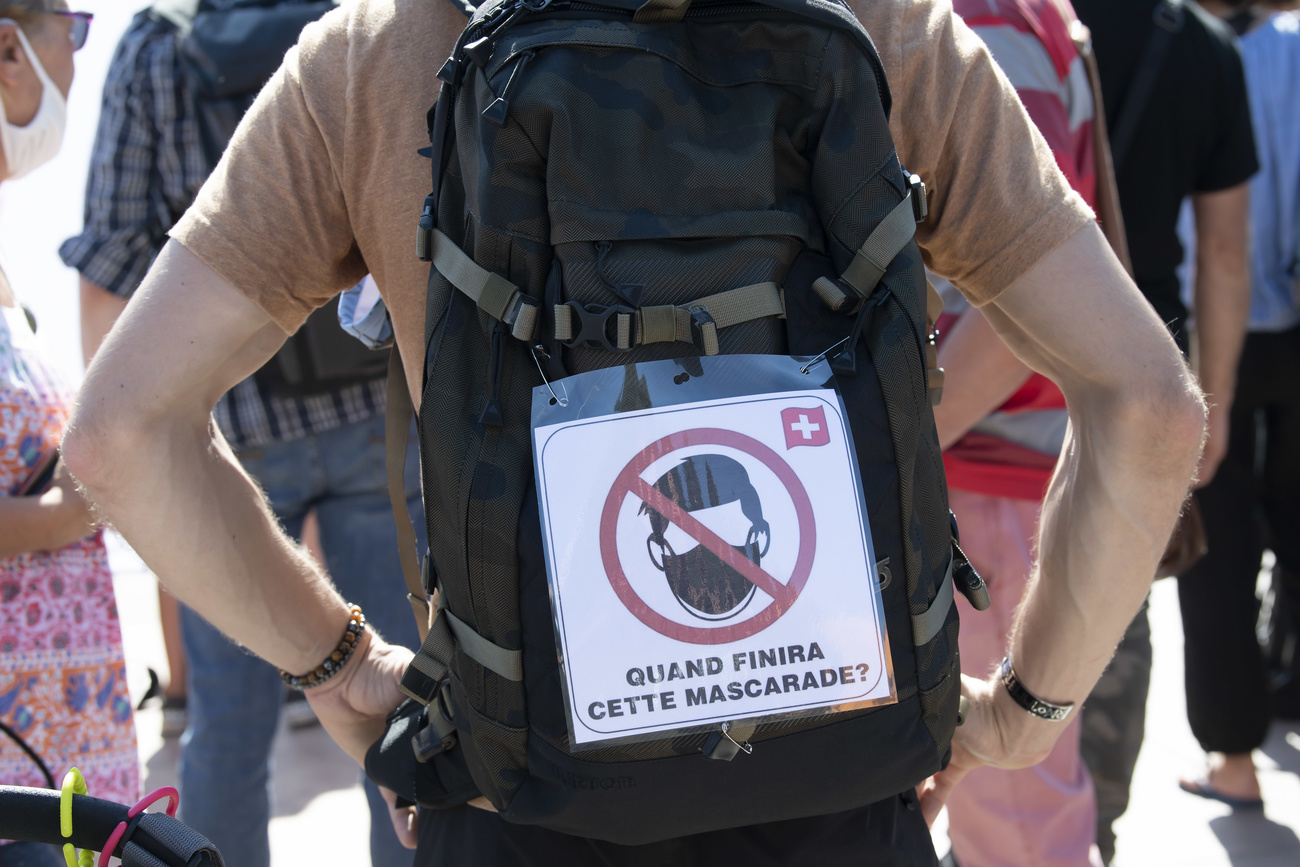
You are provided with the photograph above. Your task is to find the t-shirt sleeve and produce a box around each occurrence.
[169,12,366,334]
[873,0,1095,306]
[1193,32,1258,193]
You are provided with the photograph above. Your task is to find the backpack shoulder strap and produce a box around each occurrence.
[384,346,432,639]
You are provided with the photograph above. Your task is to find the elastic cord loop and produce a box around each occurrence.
[60,769,93,867]
[98,787,181,867]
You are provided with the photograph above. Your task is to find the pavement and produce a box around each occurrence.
[105,531,1300,867]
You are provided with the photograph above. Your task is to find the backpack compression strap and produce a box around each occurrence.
[812,178,947,404]
[422,228,540,341]
[552,282,785,355]
[812,185,924,313]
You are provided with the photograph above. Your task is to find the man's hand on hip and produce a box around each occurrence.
[916,672,1072,825]
[305,630,413,768]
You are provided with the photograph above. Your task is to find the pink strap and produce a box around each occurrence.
[97,788,181,867]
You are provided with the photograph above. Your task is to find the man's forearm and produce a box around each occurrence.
[974,225,1204,759]
[65,244,351,675]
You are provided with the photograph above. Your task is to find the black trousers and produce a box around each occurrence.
[1177,325,1300,754]
[415,792,937,866]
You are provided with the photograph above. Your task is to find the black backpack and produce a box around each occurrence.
[369,0,988,844]
[151,0,390,397]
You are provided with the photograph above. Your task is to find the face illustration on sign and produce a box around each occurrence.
[600,428,818,645]
[641,454,772,622]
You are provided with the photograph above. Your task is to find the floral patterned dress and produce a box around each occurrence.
[0,292,138,807]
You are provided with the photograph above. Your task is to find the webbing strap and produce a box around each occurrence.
[430,230,539,341]
[400,599,524,704]
[911,554,955,647]
[444,610,525,682]
[843,192,916,297]
[553,282,783,354]
[813,192,916,311]
[384,347,431,641]
[401,608,455,704]
[633,0,691,22]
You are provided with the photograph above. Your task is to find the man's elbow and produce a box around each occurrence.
[61,398,134,501]
[1110,356,1207,481]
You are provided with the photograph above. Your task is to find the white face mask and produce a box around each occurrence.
[0,20,67,180]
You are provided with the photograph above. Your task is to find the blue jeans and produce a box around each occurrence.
[0,843,62,867]
[178,415,424,867]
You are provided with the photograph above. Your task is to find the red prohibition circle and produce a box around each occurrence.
[599,427,816,645]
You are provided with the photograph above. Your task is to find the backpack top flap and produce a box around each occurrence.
[465,0,891,116]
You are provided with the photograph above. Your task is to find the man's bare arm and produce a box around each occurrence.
[62,242,410,769]
[1189,182,1251,487]
[920,222,1205,819]
[79,278,128,366]
[932,307,1033,449]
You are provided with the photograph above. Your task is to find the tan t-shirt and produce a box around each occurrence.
[171,0,1093,400]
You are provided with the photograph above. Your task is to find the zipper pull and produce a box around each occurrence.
[595,241,644,307]
[830,288,892,379]
[416,194,436,262]
[482,50,535,126]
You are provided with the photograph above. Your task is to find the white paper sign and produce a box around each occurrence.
[533,388,896,747]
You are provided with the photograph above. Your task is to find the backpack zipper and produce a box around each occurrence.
[479,321,508,428]
[482,50,536,126]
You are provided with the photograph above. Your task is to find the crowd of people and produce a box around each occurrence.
[0,0,1296,865]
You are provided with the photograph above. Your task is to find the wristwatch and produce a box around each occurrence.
[998,656,1075,722]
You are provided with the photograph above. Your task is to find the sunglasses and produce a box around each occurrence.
[50,10,93,51]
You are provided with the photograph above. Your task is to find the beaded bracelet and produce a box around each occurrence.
[280,604,366,690]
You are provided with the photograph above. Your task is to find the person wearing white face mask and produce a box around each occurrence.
[0,6,139,866]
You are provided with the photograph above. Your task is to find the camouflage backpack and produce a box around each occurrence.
[369,0,986,844]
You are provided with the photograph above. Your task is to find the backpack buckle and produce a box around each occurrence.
[908,173,928,222]
[556,301,636,353]
[411,682,458,762]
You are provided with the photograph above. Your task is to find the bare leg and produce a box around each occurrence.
[1181,752,1261,802]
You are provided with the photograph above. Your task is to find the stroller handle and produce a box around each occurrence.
[0,786,222,866]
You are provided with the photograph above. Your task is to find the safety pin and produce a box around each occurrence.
[720,721,753,755]
[531,345,569,407]
[799,335,852,375]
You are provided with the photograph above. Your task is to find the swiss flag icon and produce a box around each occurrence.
[782,406,831,449]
